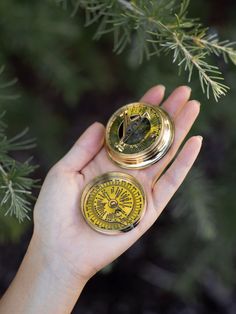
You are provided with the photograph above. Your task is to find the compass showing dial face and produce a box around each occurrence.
[81,172,146,234]
[105,102,174,169]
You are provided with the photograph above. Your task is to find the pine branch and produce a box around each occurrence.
[0,66,20,100]
[0,123,38,222]
[0,68,38,222]
[190,33,236,65]
[0,127,36,154]
[58,0,236,101]
[0,160,37,222]
[167,33,229,101]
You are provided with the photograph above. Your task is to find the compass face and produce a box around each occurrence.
[105,102,174,169]
[106,103,162,155]
[81,172,146,234]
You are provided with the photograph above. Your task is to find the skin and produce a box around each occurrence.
[0,85,202,314]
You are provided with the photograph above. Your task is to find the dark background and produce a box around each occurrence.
[0,0,236,313]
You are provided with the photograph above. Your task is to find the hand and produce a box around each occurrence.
[32,85,201,289]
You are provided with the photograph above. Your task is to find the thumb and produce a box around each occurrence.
[59,122,105,171]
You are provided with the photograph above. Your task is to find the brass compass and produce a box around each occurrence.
[81,172,146,234]
[105,102,174,169]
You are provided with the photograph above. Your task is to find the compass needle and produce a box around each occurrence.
[123,110,130,137]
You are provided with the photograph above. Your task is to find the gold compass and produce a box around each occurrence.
[81,172,146,234]
[105,102,174,169]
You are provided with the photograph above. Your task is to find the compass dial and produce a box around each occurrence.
[107,103,162,154]
[81,172,146,234]
[105,102,174,169]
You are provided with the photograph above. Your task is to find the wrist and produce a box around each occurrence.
[0,234,87,314]
[18,234,88,314]
[29,233,89,292]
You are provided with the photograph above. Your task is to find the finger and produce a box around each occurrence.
[139,84,165,105]
[153,136,203,212]
[59,122,105,171]
[145,100,200,181]
[161,86,191,118]
[111,137,202,245]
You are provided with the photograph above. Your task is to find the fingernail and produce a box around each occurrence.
[157,84,165,90]
[179,85,191,92]
[186,86,192,93]
[196,135,203,142]
[194,100,201,107]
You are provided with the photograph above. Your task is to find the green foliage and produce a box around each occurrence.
[0,0,236,309]
[0,213,31,242]
[0,69,37,223]
[58,0,236,101]
[0,66,19,100]
[173,167,215,241]
[0,156,37,222]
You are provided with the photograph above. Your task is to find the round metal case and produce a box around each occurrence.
[81,172,146,234]
[105,102,174,169]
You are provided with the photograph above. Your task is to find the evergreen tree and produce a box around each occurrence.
[58,0,236,101]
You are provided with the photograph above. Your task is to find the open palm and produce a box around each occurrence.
[33,85,201,285]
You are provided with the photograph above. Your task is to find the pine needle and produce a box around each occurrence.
[61,0,236,101]
[0,68,38,222]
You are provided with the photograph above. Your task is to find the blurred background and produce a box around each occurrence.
[0,0,236,313]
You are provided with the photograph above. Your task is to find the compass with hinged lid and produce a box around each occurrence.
[105,102,174,169]
[81,172,146,234]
